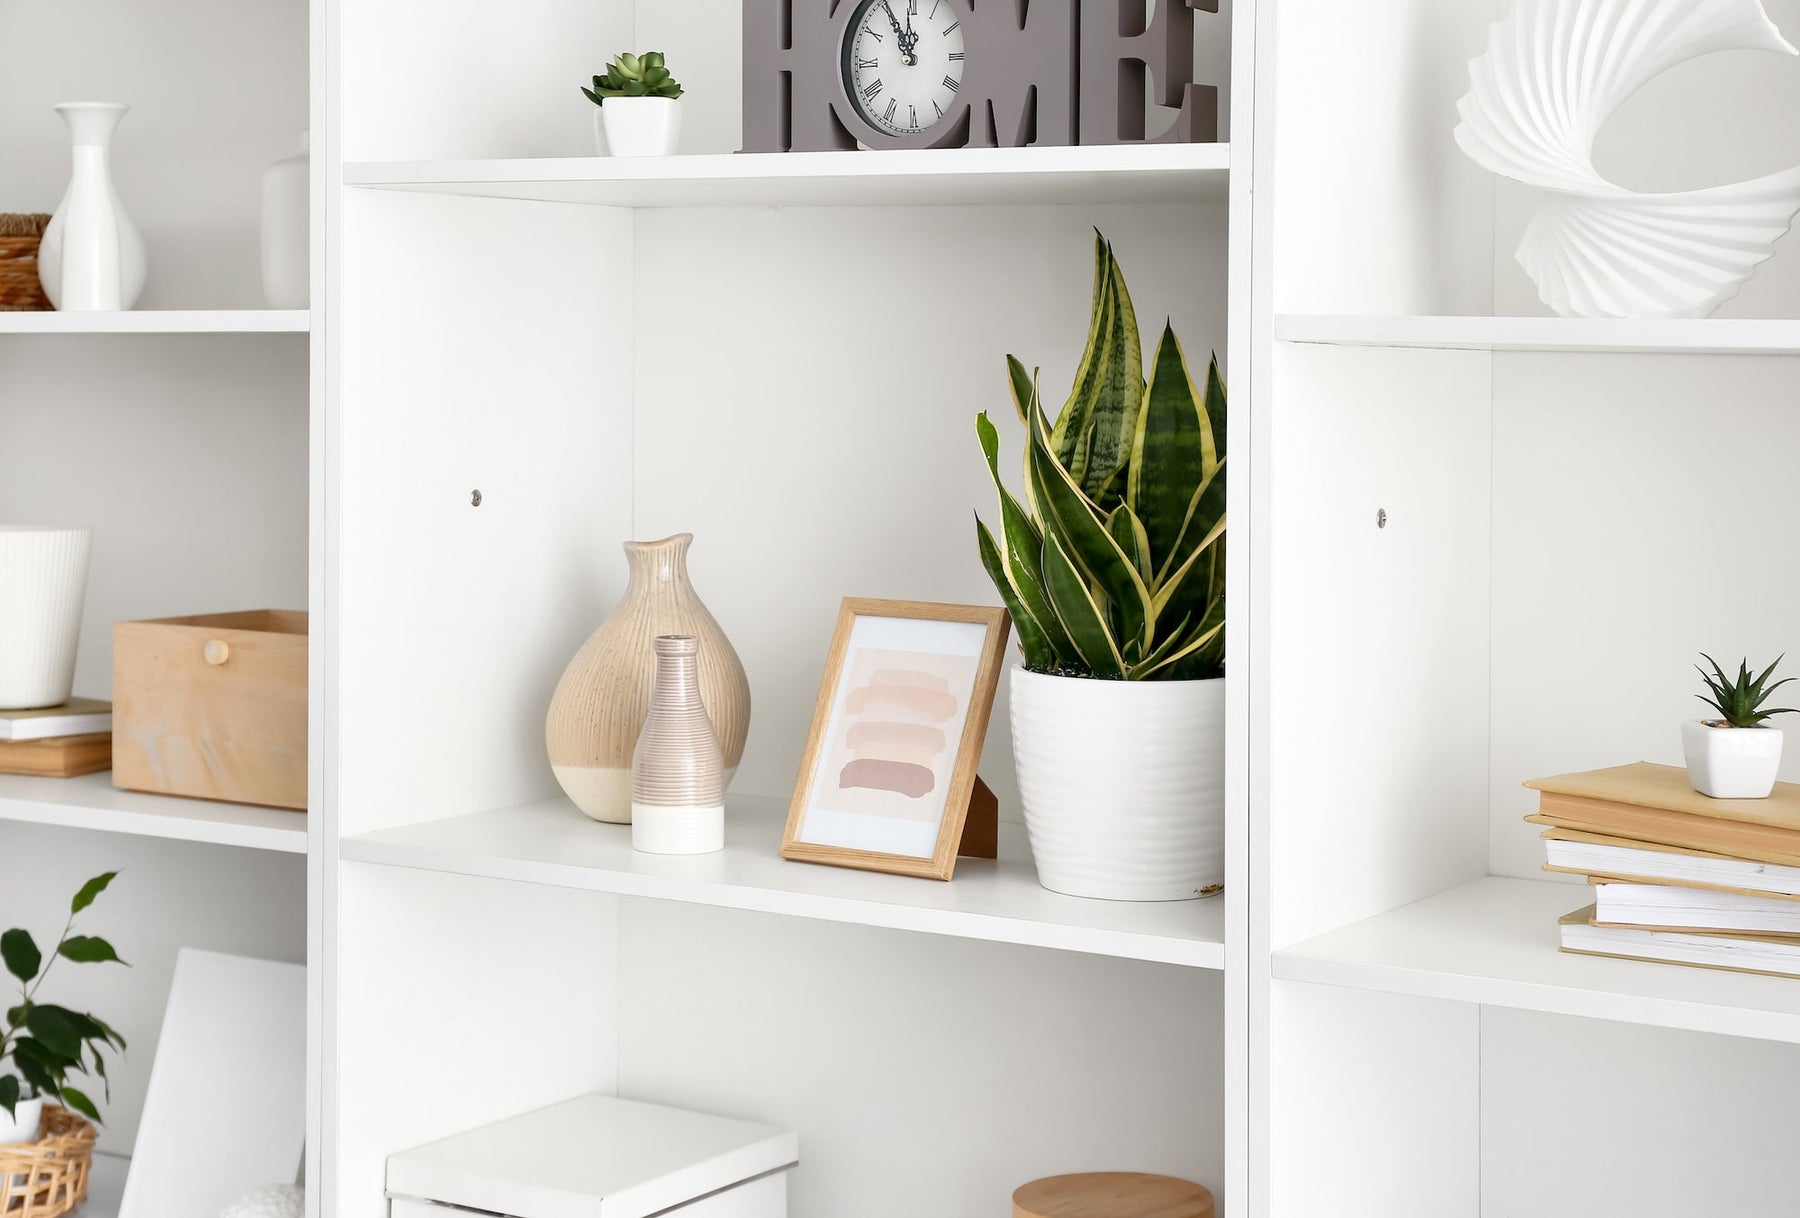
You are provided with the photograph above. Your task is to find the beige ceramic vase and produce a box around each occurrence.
[631,635,726,855]
[546,533,750,823]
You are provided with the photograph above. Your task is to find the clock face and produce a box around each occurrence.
[842,0,966,139]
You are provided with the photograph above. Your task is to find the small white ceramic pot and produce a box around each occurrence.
[1683,719,1784,799]
[0,526,93,710]
[597,97,681,157]
[1011,668,1226,901]
[0,1096,44,1145]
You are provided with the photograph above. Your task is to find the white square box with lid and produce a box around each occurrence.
[386,1095,798,1218]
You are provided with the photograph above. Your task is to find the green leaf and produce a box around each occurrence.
[1151,513,1227,623]
[1107,504,1152,582]
[25,1006,82,1059]
[88,1015,125,1053]
[6,1004,27,1028]
[1006,356,1036,425]
[58,937,125,966]
[1,931,40,985]
[619,51,641,76]
[88,1044,109,1103]
[976,413,1070,665]
[977,519,1056,671]
[1203,354,1227,465]
[581,85,603,106]
[0,1074,17,1118]
[624,79,648,96]
[59,1086,99,1123]
[1129,323,1211,566]
[1050,234,1145,503]
[643,51,665,69]
[1027,399,1154,653]
[70,872,117,916]
[1041,531,1124,678]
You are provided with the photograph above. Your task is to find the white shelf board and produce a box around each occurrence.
[79,1152,127,1218]
[1276,314,1800,355]
[342,796,1224,968]
[0,310,310,334]
[0,772,307,854]
[1274,876,1800,1043]
[344,144,1230,208]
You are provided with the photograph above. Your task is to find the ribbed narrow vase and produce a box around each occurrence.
[631,635,726,855]
[546,533,751,823]
[0,526,94,710]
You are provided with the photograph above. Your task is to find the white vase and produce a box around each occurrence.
[0,527,93,711]
[38,103,146,312]
[1683,719,1784,799]
[599,98,682,157]
[1011,668,1226,901]
[261,133,309,309]
[0,1096,44,1146]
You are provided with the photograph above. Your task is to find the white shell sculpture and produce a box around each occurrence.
[1456,0,1800,319]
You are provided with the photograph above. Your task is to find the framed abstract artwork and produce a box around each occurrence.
[781,598,1010,880]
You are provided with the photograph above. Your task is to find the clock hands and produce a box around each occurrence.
[880,0,918,65]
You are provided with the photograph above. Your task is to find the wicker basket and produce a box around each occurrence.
[0,1108,95,1218]
[0,215,53,312]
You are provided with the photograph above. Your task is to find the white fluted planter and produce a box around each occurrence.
[0,526,93,710]
[1011,668,1225,902]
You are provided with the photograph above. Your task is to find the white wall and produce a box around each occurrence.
[1481,1008,1800,1216]
[618,899,1223,1218]
[631,201,1228,817]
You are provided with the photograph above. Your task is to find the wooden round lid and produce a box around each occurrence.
[1013,1173,1215,1218]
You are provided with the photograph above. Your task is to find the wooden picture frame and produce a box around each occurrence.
[781,598,1011,881]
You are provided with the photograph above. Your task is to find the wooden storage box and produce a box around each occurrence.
[112,610,307,809]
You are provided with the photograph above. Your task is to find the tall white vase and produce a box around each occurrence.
[38,103,146,312]
[0,526,93,711]
[261,133,310,309]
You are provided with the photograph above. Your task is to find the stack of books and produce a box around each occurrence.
[0,698,113,778]
[1526,762,1800,979]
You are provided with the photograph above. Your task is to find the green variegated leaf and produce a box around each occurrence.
[1126,611,1194,678]
[1079,250,1146,503]
[1051,235,1115,468]
[976,414,1071,663]
[1041,532,1124,679]
[1155,458,1227,589]
[1204,354,1227,465]
[977,519,1058,671]
[1107,504,1151,581]
[1130,323,1210,565]
[1006,356,1036,425]
[1028,398,1154,652]
[1139,601,1226,681]
[1151,514,1227,623]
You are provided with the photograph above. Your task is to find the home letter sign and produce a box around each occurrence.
[741,0,1220,153]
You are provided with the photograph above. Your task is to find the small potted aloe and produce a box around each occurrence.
[582,52,684,158]
[0,872,127,1143]
[1684,654,1796,799]
[975,233,1226,901]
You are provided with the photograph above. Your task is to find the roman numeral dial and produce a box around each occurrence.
[842,0,966,138]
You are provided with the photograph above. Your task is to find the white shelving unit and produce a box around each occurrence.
[343,797,1224,968]
[0,773,306,854]
[0,311,311,335]
[18,0,1800,1212]
[1276,314,1800,355]
[345,144,1231,207]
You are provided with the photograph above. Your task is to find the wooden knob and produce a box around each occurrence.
[203,640,231,666]
[1013,1174,1214,1218]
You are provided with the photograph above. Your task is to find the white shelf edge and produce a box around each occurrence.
[0,310,311,335]
[0,772,307,854]
[1275,314,1800,356]
[340,800,1224,970]
[343,144,1231,208]
[1272,877,1800,1043]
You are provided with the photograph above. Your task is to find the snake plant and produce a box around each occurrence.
[582,52,684,105]
[976,233,1226,681]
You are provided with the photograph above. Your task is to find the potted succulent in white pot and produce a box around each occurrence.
[1683,654,1795,799]
[0,871,127,1143]
[583,52,684,157]
[975,234,1226,902]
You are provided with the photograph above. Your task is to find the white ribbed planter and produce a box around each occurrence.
[0,526,93,710]
[1011,667,1225,902]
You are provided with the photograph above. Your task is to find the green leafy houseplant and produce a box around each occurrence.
[0,872,127,1125]
[1697,654,1797,728]
[581,52,684,105]
[975,233,1225,681]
